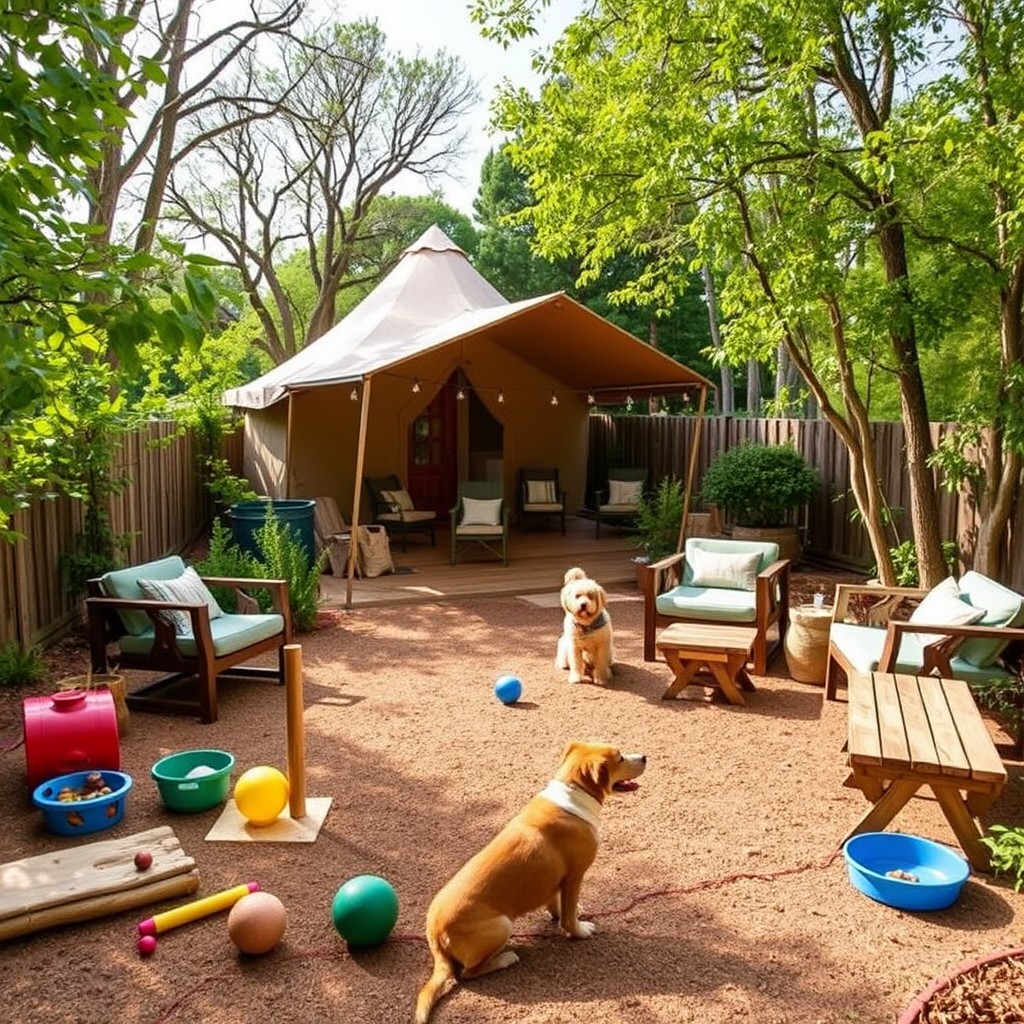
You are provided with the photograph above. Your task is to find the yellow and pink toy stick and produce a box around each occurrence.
[137,881,260,942]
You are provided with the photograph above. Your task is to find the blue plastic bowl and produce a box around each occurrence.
[843,832,970,911]
[33,770,133,836]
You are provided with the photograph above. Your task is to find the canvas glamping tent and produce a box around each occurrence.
[223,225,712,579]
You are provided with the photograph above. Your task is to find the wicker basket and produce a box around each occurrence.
[783,606,832,684]
[56,672,129,736]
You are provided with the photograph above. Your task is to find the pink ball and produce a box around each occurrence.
[137,934,158,957]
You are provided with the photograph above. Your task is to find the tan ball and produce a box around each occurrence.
[227,891,287,955]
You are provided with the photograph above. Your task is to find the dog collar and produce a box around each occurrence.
[538,780,601,830]
[579,610,608,635]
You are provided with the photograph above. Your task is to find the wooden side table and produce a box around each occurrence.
[656,623,758,705]
[784,603,833,684]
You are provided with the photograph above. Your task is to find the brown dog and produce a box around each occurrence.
[415,741,647,1023]
[555,567,615,684]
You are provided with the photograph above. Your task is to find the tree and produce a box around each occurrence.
[473,0,1023,585]
[165,18,478,365]
[0,1,215,538]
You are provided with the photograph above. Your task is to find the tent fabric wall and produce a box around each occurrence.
[228,224,711,526]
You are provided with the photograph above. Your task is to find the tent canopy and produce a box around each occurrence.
[223,225,712,411]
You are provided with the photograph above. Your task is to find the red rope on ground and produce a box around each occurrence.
[152,847,844,1022]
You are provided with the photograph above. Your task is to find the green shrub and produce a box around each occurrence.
[194,518,264,612]
[0,641,47,688]
[698,443,818,527]
[252,511,328,632]
[882,539,959,586]
[981,824,1024,891]
[631,477,685,561]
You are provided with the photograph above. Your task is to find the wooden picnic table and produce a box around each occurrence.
[843,671,1007,872]
[656,623,759,705]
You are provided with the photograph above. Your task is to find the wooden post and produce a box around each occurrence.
[284,643,306,819]
[677,385,708,552]
[346,374,373,608]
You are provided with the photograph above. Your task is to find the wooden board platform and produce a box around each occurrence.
[0,825,198,940]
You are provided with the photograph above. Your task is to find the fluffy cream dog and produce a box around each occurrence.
[415,741,647,1024]
[555,566,615,685]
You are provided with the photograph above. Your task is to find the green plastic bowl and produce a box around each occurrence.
[151,749,234,812]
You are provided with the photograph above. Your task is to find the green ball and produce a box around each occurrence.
[331,874,399,946]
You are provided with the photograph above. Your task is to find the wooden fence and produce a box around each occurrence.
[588,414,1023,589]
[2,414,1019,650]
[0,422,213,650]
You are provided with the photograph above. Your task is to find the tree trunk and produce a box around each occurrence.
[702,265,733,414]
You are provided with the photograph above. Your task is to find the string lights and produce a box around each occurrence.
[375,370,701,410]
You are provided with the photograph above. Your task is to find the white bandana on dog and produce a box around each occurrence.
[538,779,601,830]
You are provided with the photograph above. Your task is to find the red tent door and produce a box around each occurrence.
[407,387,456,518]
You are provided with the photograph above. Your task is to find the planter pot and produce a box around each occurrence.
[732,524,803,565]
[898,946,1024,1023]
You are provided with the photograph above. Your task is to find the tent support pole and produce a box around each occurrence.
[676,385,708,552]
[346,376,373,609]
[285,393,294,496]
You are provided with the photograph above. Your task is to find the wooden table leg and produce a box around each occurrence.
[661,649,701,700]
[842,778,920,843]
[932,785,992,872]
[707,660,746,705]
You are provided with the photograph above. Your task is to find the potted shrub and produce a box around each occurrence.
[697,442,819,563]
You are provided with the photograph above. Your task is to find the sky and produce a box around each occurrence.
[335,0,581,218]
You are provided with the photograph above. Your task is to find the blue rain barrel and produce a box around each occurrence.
[228,499,316,566]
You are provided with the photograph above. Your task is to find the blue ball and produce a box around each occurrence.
[494,674,522,704]
[331,874,399,946]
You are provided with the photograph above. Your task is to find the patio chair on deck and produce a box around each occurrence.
[313,496,354,577]
[594,467,648,538]
[450,481,508,565]
[365,474,436,552]
[518,467,566,534]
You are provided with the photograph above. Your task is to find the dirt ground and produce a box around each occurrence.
[0,572,1022,1024]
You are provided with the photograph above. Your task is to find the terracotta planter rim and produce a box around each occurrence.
[897,945,1024,1024]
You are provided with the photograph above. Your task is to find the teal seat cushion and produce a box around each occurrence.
[957,571,1024,667]
[829,622,1013,684]
[655,585,757,623]
[119,613,285,658]
[100,556,187,636]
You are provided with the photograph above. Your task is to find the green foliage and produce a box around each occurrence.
[980,824,1024,892]
[0,641,47,689]
[631,477,685,561]
[883,540,959,587]
[698,443,818,527]
[253,511,329,632]
[197,511,327,630]
[194,519,264,613]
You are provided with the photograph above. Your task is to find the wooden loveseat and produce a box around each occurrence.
[824,571,1024,703]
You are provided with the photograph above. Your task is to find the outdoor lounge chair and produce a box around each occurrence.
[594,467,648,538]
[365,474,436,551]
[641,536,791,675]
[824,572,1024,702]
[450,480,508,565]
[86,555,292,724]
[518,467,566,533]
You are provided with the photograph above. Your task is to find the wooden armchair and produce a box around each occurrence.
[450,481,509,566]
[824,572,1024,701]
[86,555,291,724]
[518,467,566,533]
[365,474,436,551]
[594,467,648,538]
[641,537,790,675]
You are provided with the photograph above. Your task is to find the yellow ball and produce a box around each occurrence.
[234,765,289,826]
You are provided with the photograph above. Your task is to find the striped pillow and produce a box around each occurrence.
[136,566,224,635]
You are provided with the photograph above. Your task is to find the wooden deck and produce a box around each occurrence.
[319,515,639,608]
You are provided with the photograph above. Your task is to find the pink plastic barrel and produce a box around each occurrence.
[22,689,121,790]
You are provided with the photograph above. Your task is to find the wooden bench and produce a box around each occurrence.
[843,671,1007,872]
